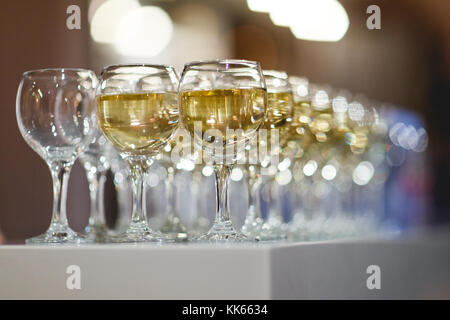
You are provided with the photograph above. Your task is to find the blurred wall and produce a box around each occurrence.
[0,0,91,241]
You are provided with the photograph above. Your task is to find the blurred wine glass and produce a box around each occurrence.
[258,70,294,241]
[79,129,115,242]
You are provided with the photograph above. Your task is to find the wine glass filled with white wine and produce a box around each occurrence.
[241,70,294,241]
[97,64,179,243]
[179,59,266,241]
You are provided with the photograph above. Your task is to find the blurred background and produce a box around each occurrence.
[0,0,449,242]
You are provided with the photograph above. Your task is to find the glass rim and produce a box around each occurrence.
[263,69,289,79]
[288,75,309,83]
[183,59,261,70]
[22,68,95,78]
[101,63,176,76]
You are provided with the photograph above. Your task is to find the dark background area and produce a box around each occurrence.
[0,0,449,241]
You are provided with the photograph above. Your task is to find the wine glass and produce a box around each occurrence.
[284,76,313,238]
[188,168,213,238]
[290,84,335,240]
[109,150,132,234]
[97,64,179,243]
[79,129,114,242]
[240,163,264,240]
[157,142,189,241]
[258,70,294,241]
[16,68,97,244]
[179,59,266,241]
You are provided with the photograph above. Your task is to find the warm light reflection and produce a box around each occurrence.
[288,0,349,42]
[115,6,173,57]
[246,0,273,13]
[247,0,349,42]
[90,1,173,57]
[90,0,140,43]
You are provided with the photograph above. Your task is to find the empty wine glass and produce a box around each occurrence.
[109,151,132,234]
[188,169,213,238]
[258,70,294,241]
[97,64,179,243]
[16,68,97,244]
[240,164,264,240]
[157,142,189,241]
[79,129,114,242]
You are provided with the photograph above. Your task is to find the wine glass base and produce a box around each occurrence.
[84,224,110,243]
[160,217,188,242]
[188,217,211,239]
[289,218,324,241]
[198,232,248,242]
[287,213,307,241]
[161,232,188,242]
[241,216,264,241]
[109,229,168,243]
[197,222,249,242]
[259,223,288,241]
[26,226,85,244]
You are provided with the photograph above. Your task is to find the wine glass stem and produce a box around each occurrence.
[267,178,281,218]
[49,161,72,227]
[129,162,148,229]
[214,164,232,225]
[165,168,176,218]
[247,173,261,219]
[87,171,107,226]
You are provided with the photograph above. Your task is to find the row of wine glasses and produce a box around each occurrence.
[16,60,395,244]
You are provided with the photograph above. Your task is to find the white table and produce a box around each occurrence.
[0,229,449,299]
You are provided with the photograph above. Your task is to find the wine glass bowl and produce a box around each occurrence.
[17,69,97,163]
[98,65,179,160]
[179,60,266,165]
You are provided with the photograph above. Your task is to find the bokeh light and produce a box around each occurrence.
[90,0,174,58]
[352,161,375,186]
[90,0,140,43]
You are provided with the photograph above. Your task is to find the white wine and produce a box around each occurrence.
[97,92,178,156]
[281,100,314,159]
[180,88,266,144]
[263,91,294,141]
